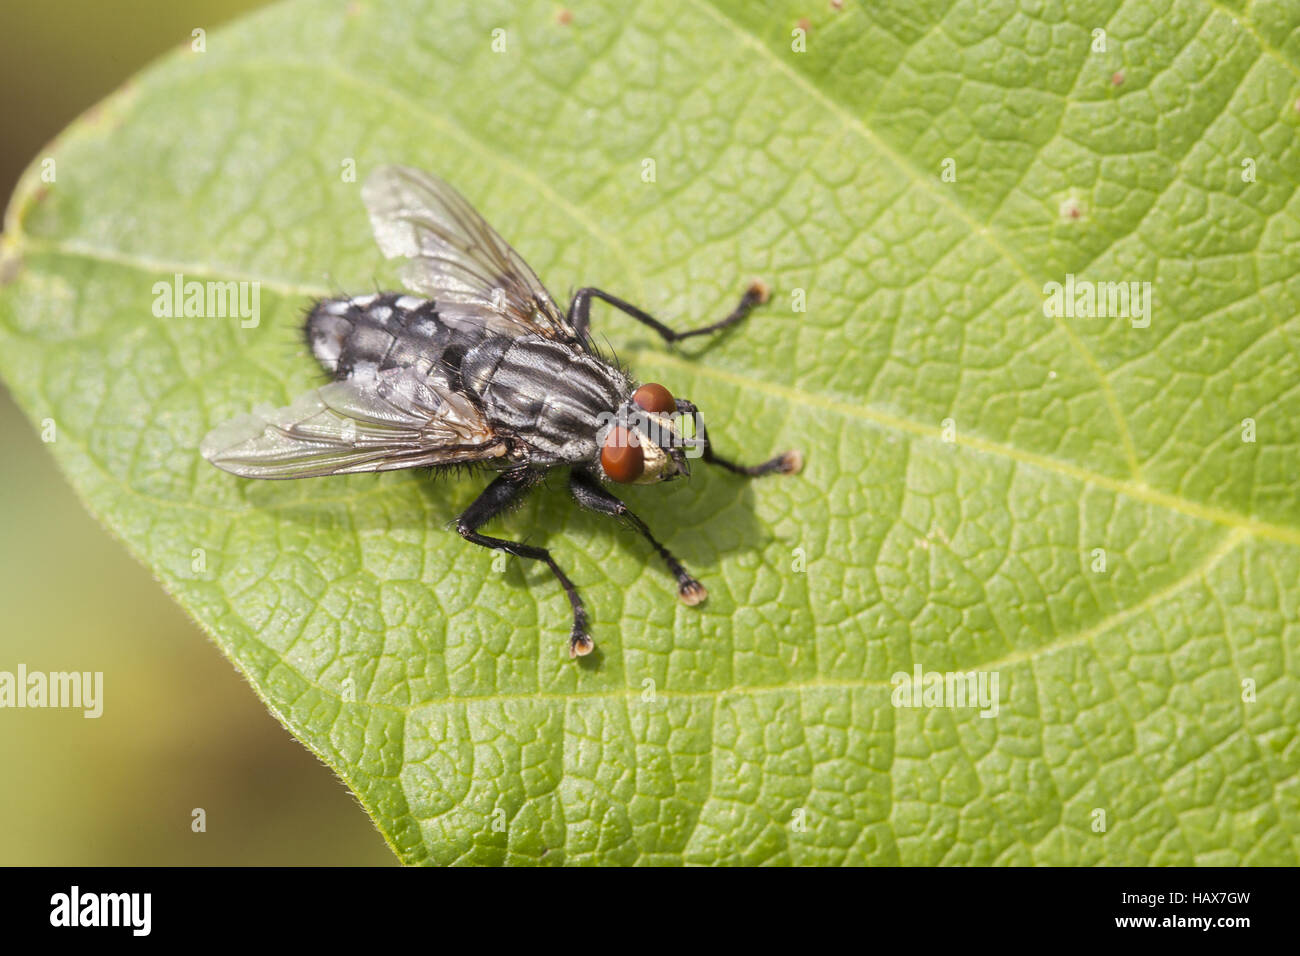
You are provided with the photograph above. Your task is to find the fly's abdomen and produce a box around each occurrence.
[306,293,460,382]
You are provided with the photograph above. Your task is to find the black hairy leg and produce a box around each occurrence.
[455,468,593,657]
[568,469,707,606]
[567,281,769,344]
[673,399,803,477]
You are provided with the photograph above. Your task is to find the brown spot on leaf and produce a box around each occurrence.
[0,248,22,287]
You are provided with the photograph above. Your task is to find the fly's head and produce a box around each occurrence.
[595,382,700,485]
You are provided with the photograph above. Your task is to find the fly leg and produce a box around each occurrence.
[675,399,803,477]
[700,441,800,477]
[569,470,708,606]
[456,469,593,658]
[567,282,769,344]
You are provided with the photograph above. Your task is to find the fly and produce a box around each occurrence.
[201,165,801,658]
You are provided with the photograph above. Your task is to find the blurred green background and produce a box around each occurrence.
[0,0,394,865]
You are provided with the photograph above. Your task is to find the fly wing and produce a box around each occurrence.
[201,368,507,479]
[362,164,579,343]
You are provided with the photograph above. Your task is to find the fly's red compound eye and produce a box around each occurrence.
[633,382,675,414]
[601,426,644,483]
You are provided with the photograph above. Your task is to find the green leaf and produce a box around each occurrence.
[3,0,1299,865]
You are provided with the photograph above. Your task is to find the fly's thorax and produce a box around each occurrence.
[474,335,629,465]
[459,335,513,398]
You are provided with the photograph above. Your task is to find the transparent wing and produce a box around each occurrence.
[201,368,507,479]
[362,164,578,342]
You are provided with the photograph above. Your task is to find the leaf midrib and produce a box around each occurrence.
[1,0,1295,867]
[8,28,1295,543]
[8,370,1245,709]
[11,233,1300,549]
[16,31,1147,482]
